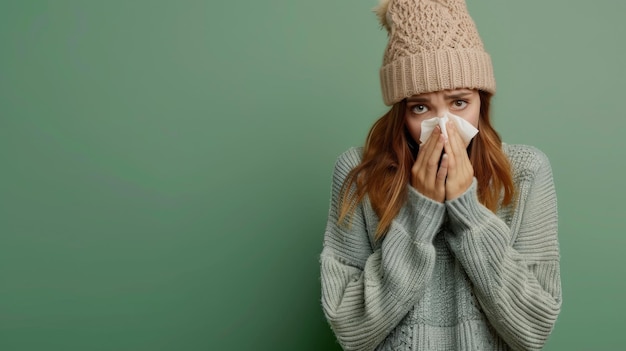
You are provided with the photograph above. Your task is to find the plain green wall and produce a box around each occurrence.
[1,0,624,350]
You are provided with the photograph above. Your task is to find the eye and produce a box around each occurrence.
[452,100,468,110]
[410,104,429,115]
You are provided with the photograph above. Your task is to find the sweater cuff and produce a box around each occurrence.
[396,186,445,244]
[445,178,494,233]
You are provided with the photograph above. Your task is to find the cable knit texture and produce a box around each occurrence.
[378,0,496,105]
[320,144,561,351]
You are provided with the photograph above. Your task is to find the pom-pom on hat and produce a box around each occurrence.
[375,0,496,106]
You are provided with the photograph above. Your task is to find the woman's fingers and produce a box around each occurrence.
[411,125,446,202]
[444,121,474,200]
[414,126,443,175]
[446,121,463,158]
[436,153,448,192]
[416,126,441,162]
[426,133,445,178]
[443,124,458,199]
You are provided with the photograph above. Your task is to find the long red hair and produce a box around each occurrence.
[338,91,515,240]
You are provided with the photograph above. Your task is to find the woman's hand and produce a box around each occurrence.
[443,121,474,201]
[411,126,447,203]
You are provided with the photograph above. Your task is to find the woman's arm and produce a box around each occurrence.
[444,147,562,351]
[320,148,444,351]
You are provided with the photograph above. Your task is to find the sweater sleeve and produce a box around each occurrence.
[443,148,562,351]
[320,148,445,351]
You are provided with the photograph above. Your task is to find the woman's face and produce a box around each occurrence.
[404,89,481,144]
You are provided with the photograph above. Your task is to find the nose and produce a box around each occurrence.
[433,108,449,117]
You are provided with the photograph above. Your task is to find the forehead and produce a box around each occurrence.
[409,89,477,100]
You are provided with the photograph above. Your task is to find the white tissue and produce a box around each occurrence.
[419,112,479,145]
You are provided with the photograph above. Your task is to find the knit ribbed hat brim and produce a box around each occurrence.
[380,49,495,106]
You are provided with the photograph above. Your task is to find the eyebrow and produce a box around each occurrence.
[444,91,473,99]
[406,90,474,103]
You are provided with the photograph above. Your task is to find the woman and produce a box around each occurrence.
[319,0,562,350]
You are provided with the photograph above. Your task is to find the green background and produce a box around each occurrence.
[1,0,624,350]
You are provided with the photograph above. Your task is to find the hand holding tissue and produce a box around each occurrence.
[419,112,479,146]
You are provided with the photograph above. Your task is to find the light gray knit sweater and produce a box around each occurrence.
[320,144,561,351]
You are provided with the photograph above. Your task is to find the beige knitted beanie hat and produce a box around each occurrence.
[376,0,496,106]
